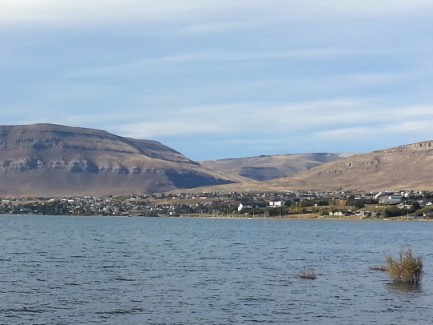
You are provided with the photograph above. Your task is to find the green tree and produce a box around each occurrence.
[384,206,406,218]
[411,201,421,212]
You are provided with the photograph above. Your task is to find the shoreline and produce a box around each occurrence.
[1,213,431,221]
[162,213,432,222]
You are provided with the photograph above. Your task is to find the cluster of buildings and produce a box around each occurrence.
[1,190,433,218]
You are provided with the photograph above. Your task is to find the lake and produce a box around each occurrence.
[0,215,432,324]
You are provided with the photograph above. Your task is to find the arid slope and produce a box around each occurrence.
[201,153,344,181]
[189,141,433,193]
[0,124,233,197]
[278,141,433,191]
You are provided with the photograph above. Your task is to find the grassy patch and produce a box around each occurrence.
[386,248,423,285]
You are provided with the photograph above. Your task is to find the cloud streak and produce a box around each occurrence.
[114,101,433,139]
[1,0,432,25]
[92,100,430,158]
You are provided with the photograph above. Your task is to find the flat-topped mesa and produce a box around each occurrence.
[0,123,233,197]
[0,123,193,164]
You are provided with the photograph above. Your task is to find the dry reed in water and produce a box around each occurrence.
[386,248,423,285]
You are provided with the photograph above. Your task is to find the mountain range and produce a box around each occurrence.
[1,123,432,197]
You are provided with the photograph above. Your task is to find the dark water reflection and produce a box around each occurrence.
[0,216,432,324]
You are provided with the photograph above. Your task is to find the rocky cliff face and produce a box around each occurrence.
[0,124,232,197]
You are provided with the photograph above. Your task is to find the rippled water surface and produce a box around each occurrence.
[1,215,433,324]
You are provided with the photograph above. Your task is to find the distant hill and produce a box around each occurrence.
[0,124,233,197]
[201,153,345,181]
[197,141,433,192]
[276,141,433,191]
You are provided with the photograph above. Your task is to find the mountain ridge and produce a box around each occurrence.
[197,140,433,193]
[0,123,232,197]
[1,123,433,196]
[201,153,346,182]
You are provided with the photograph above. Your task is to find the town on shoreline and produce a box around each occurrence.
[1,190,433,220]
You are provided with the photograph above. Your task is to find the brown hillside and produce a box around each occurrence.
[186,141,433,193]
[201,153,345,181]
[265,141,433,192]
[0,124,233,197]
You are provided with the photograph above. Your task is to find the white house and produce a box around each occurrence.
[269,200,285,208]
[376,193,401,205]
[238,202,267,212]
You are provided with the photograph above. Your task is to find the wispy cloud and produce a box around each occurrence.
[112,100,430,139]
[315,104,433,147]
[1,0,431,25]
[101,100,432,157]
[0,1,205,24]
[62,48,360,80]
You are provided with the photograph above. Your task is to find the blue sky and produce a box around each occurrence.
[1,1,432,160]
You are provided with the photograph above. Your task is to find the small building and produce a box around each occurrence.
[238,202,267,212]
[375,192,401,205]
[269,200,285,208]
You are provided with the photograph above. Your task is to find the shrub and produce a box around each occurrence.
[384,206,406,218]
[386,249,423,285]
